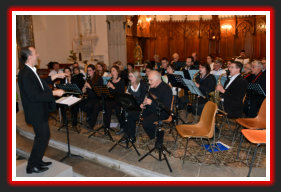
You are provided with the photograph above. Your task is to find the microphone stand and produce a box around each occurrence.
[108,107,140,156]
[138,93,173,172]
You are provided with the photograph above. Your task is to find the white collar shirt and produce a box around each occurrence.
[25,64,44,90]
[225,73,240,89]
[130,83,141,92]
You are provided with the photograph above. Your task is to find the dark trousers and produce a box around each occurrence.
[127,110,166,140]
[127,110,141,138]
[27,121,50,168]
[142,113,159,139]
[89,99,125,129]
[60,104,79,126]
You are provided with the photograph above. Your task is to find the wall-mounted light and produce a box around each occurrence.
[137,15,152,30]
[221,24,232,30]
[146,16,152,22]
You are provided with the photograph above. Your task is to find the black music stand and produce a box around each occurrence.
[56,84,83,133]
[167,74,187,125]
[108,93,141,156]
[138,93,173,172]
[182,79,204,123]
[88,85,115,142]
[247,83,266,96]
[56,98,83,162]
[56,83,83,95]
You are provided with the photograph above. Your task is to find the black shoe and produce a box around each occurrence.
[26,166,49,174]
[116,128,124,135]
[39,161,52,167]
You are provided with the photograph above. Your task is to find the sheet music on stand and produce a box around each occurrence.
[182,79,204,97]
[140,72,146,77]
[174,71,184,78]
[102,76,112,85]
[56,84,82,95]
[214,75,227,87]
[188,70,199,80]
[93,85,114,99]
[56,95,81,106]
[167,74,185,89]
[247,83,266,96]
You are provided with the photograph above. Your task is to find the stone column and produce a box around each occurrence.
[16,15,35,49]
[16,15,35,111]
[106,15,127,68]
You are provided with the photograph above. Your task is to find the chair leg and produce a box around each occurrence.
[246,143,252,166]
[231,124,240,147]
[207,138,219,166]
[236,133,244,160]
[182,138,189,166]
[247,144,260,177]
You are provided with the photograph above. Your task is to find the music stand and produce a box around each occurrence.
[167,74,187,125]
[138,93,173,172]
[56,83,83,95]
[108,93,141,156]
[188,70,199,80]
[182,79,205,123]
[102,76,111,85]
[56,84,83,133]
[88,85,115,142]
[247,83,266,96]
[56,97,83,162]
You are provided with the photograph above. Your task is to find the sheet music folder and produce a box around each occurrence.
[56,95,81,106]
[247,83,266,96]
[182,79,204,97]
[56,84,82,95]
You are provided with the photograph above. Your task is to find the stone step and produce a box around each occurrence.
[16,156,73,177]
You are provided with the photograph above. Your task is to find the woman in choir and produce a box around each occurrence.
[206,55,215,71]
[72,66,86,91]
[190,63,216,120]
[81,64,103,129]
[105,66,126,135]
[126,70,149,141]
[96,62,110,77]
[59,67,85,132]
[121,62,134,86]
[163,64,181,101]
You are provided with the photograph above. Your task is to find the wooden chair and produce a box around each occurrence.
[236,129,266,177]
[232,98,266,145]
[175,101,218,166]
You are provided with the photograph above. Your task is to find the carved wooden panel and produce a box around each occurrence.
[126,15,266,63]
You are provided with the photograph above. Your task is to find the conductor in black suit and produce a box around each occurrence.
[216,61,248,118]
[18,46,65,174]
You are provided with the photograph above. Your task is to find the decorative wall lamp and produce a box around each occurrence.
[221,24,232,56]
[137,15,152,30]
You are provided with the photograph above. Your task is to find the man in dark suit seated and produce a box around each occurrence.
[18,46,65,174]
[127,71,173,141]
[244,60,266,117]
[216,61,248,118]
